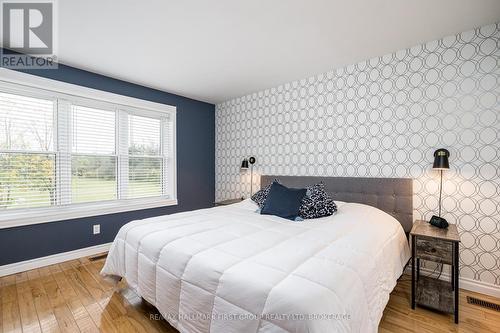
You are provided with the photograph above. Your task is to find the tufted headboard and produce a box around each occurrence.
[260,175,413,233]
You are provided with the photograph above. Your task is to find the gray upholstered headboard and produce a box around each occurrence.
[260,175,413,233]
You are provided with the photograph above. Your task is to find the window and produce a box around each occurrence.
[0,72,176,227]
[127,115,163,199]
[0,92,56,209]
[71,105,117,203]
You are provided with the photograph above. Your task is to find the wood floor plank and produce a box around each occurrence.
[67,299,99,333]
[0,275,18,305]
[58,262,119,333]
[44,271,89,333]
[105,293,161,333]
[14,273,27,284]
[50,271,78,304]
[49,265,114,333]
[0,285,17,306]
[28,273,60,333]
[71,265,106,303]
[26,270,41,281]
[60,267,96,307]
[0,275,16,288]
[43,277,67,309]
[0,300,3,333]
[2,301,22,333]
[83,262,114,292]
[51,305,80,333]
[84,302,118,333]
[33,297,60,333]
[16,282,42,333]
[47,265,62,275]
[37,267,52,280]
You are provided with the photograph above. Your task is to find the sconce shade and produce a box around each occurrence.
[433,148,450,170]
[241,159,249,169]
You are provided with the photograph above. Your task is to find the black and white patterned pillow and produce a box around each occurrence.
[251,179,278,208]
[299,183,337,219]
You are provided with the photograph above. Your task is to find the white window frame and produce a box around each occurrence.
[0,69,177,229]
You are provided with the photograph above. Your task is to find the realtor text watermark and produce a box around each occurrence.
[1,0,57,69]
[149,312,352,322]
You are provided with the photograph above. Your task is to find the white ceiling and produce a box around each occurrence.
[57,0,500,104]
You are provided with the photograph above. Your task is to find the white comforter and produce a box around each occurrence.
[101,199,410,333]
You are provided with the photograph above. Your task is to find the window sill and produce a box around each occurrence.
[0,198,178,229]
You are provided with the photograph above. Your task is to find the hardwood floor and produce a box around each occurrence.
[1,254,499,332]
[0,255,176,333]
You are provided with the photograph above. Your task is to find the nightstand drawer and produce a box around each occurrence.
[416,237,453,264]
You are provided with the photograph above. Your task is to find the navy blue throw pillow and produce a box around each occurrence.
[261,182,307,220]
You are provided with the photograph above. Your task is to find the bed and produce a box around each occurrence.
[101,176,412,333]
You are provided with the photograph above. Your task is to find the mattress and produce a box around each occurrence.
[101,199,410,333]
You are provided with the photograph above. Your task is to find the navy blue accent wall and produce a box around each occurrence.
[0,63,215,265]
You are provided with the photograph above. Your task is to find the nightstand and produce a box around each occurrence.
[410,220,460,323]
[214,198,243,206]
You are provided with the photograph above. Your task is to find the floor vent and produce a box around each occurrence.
[467,296,500,312]
[89,253,108,261]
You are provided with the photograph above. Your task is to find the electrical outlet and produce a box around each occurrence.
[93,224,100,235]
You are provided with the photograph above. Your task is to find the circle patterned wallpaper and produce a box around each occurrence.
[216,23,499,286]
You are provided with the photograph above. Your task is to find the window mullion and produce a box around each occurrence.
[56,99,72,205]
[161,116,172,198]
[117,110,129,200]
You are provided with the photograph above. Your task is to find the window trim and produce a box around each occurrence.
[0,69,177,229]
[0,197,178,229]
[0,68,176,114]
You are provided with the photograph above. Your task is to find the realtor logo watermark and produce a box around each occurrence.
[1,0,57,69]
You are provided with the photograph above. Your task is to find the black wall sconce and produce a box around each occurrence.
[241,156,256,197]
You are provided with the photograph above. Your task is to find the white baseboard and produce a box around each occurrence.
[404,266,500,298]
[0,242,112,277]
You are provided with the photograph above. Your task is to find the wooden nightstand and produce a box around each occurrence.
[410,220,460,323]
[214,198,243,206]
